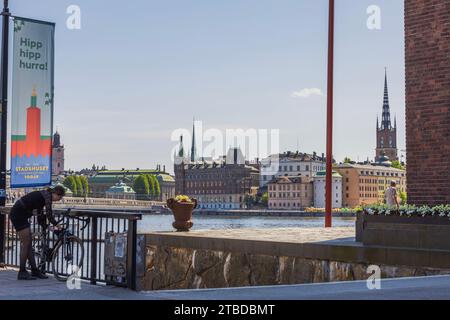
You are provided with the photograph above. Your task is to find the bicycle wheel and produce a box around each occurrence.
[31,231,47,273]
[51,236,84,282]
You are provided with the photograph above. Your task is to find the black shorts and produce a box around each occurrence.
[9,202,32,232]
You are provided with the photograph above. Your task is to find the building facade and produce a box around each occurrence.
[335,164,406,208]
[375,71,398,162]
[260,152,326,187]
[313,171,343,209]
[174,146,260,209]
[405,0,450,206]
[267,176,313,210]
[88,168,175,201]
[52,131,65,176]
[105,181,136,200]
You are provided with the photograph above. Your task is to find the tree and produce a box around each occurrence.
[133,175,150,200]
[147,174,156,198]
[153,175,161,198]
[391,160,405,170]
[144,175,161,200]
[399,191,407,205]
[344,157,352,164]
[80,176,89,197]
[73,175,83,197]
[63,176,77,196]
[261,192,269,207]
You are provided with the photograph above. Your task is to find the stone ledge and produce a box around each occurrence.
[144,228,450,270]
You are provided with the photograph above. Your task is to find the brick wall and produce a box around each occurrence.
[405,0,450,205]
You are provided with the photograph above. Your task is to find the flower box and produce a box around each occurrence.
[357,206,450,250]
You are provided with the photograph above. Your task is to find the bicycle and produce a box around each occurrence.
[31,209,90,282]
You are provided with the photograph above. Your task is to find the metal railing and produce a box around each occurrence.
[59,197,165,207]
[0,208,142,290]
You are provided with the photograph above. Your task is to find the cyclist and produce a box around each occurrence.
[9,185,66,280]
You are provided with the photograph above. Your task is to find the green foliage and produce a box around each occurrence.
[261,192,269,207]
[391,160,405,170]
[74,176,83,197]
[399,191,407,205]
[63,175,89,197]
[362,204,450,217]
[343,157,352,164]
[81,176,89,196]
[63,176,77,196]
[146,174,155,197]
[133,175,150,199]
[153,176,161,197]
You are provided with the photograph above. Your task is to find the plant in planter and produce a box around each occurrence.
[357,204,450,250]
[361,204,450,218]
[167,195,198,232]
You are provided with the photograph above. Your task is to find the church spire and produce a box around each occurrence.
[190,119,197,162]
[178,135,185,158]
[381,68,392,130]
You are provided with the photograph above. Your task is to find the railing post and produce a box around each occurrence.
[0,213,5,265]
[90,217,98,285]
[126,219,137,290]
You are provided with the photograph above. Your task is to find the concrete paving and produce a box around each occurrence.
[1,268,450,300]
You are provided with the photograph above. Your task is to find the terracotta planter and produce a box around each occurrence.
[167,198,197,232]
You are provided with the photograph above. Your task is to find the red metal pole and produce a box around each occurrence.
[325,0,334,228]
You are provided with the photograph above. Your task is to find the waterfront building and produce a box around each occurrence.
[313,171,343,209]
[88,167,175,201]
[105,181,136,200]
[259,152,326,188]
[375,70,398,162]
[334,163,406,208]
[267,176,313,210]
[174,140,259,209]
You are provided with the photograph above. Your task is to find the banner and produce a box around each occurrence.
[11,17,55,188]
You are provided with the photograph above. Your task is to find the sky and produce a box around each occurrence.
[6,0,405,173]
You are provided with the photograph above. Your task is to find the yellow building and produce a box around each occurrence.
[334,164,406,208]
[267,176,313,210]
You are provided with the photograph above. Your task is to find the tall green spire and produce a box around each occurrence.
[190,119,197,162]
[178,135,185,158]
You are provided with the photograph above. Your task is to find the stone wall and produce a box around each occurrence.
[141,245,450,291]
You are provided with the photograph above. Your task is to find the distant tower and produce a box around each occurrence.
[174,135,186,195]
[190,120,197,163]
[376,70,398,162]
[52,130,65,175]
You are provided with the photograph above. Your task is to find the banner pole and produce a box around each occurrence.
[325,0,334,228]
[0,0,9,208]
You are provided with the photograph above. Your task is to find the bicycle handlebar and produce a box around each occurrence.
[54,208,91,231]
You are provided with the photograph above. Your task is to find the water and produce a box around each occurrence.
[137,214,356,233]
